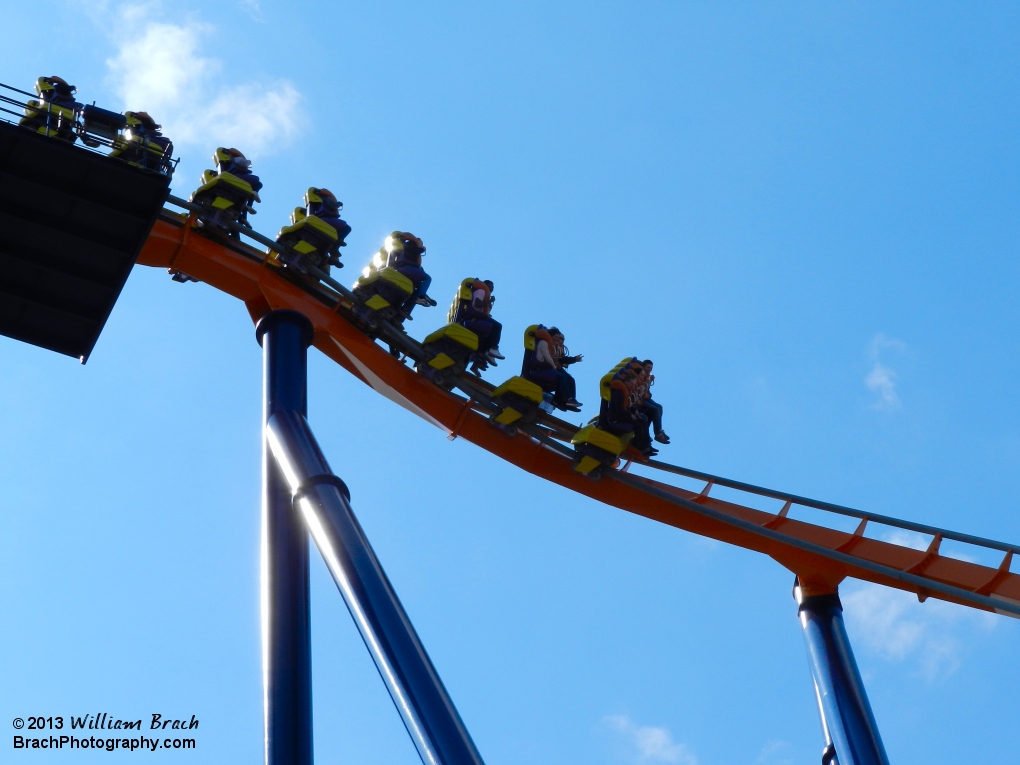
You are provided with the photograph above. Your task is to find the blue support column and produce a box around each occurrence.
[257,310,315,765]
[795,580,890,765]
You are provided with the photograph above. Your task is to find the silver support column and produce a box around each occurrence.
[267,408,486,765]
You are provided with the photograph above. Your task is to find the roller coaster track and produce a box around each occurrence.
[136,196,1020,621]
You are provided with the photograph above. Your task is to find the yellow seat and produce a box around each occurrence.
[378,267,413,293]
[192,170,256,199]
[276,214,339,254]
[571,424,634,474]
[571,424,631,455]
[422,323,480,370]
[279,211,337,241]
[492,376,544,403]
[600,357,637,401]
[423,323,479,351]
[447,277,479,323]
[353,264,414,314]
[355,267,414,310]
[491,376,545,425]
[20,99,76,137]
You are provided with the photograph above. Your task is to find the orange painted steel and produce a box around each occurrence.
[139,212,1020,616]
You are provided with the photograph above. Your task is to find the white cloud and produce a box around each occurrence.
[239,0,264,21]
[102,4,300,155]
[865,363,898,408]
[841,582,997,681]
[864,333,906,410]
[881,529,929,551]
[881,529,980,563]
[605,715,698,765]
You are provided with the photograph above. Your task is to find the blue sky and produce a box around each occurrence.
[1,1,1018,763]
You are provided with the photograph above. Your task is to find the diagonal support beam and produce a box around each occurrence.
[267,408,486,765]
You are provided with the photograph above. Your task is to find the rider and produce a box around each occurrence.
[211,147,262,238]
[218,148,262,193]
[111,111,172,172]
[273,187,350,273]
[307,188,351,246]
[457,279,504,368]
[21,76,81,141]
[42,76,78,107]
[599,369,654,457]
[524,326,582,412]
[386,232,435,316]
[637,359,670,444]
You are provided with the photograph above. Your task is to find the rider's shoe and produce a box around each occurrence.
[654,431,671,444]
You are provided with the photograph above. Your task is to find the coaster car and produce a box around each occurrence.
[352,246,415,323]
[191,170,259,230]
[490,375,548,432]
[190,149,260,234]
[269,191,343,276]
[107,111,173,175]
[568,357,641,476]
[416,323,479,389]
[571,424,633,477]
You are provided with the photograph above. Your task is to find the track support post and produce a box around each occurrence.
[795,579,890,765]
[257,310,315,765]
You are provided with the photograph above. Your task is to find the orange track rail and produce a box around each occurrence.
[139,212,1020,616]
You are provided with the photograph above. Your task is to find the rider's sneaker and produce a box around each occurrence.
[654,431,671,444]
[416,294,438,307]
[487,347,505,360]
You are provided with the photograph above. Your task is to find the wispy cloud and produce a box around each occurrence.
[864,333,906,410]
[865,363,898,408]
[239,0,265,22]
[841,582,997,681]
[102,4,300,154]
[882,529,929,551]
[604,715,698,764]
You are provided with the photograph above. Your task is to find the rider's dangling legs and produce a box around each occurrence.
[397,267,432,314]
[464,318,502,355]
